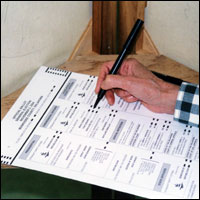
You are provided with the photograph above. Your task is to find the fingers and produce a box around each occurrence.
[101,75,140,104]
[95,58,159,95]
[124,95,138,103]
[114,88,130,97]
[100,74,162,104]
[105,89,115,105]
[101,75,133,92]
[104,89,138,105]
[113,89,138,102]
[95,61,115,94]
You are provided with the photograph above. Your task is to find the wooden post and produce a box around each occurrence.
[92,1,146,54]
[92,1,117,54]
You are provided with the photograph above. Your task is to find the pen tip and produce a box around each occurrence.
[93,102,97,109]
[93,98,100,109]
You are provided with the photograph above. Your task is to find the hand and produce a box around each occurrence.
[95,58,180,114]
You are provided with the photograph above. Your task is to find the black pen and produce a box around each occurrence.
[93,18,144,109]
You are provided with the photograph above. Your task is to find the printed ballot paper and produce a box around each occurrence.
[1,66,199,199]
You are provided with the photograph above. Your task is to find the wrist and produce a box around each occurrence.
[160,81,180,114]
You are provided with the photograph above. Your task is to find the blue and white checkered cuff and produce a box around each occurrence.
[174,82,199,127]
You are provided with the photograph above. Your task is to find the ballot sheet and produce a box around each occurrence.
[1,66,199,199]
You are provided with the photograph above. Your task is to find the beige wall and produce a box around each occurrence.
[1,1,92,97]
[145,1,199,72]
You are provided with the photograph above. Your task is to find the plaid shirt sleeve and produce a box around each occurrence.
[174,82,199,127]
